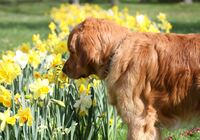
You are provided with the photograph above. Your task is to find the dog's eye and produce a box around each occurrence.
[68,46,76,54]
[70,50,76,55]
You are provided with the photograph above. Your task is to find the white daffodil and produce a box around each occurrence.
[74,94,92,116]
[44,54,54,69]
[136,14,145,25]
[14,50,28,69]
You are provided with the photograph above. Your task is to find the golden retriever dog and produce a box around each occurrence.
[62,18,200,140]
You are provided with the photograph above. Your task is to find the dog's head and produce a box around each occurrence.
[62,18,129,79]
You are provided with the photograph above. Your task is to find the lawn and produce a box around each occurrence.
[0,1,200,140]
[0,2,60,52]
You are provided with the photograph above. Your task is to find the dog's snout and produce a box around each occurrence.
[62,64,67,74]
[62,67,65,74]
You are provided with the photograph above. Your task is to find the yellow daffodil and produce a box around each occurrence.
[59,21,69,35]
[1,51,15,63]
[0,108,16,131]
[58,71,68,83]
[16,107,33,126]
[48,22,56,32]
[51,53,63,68]
[32,34,41,44]
[6,116,16,126]
[79,84,91,95]
[19,43,31,53]
[163,21,172,33]
[109,118,113,126]
[28,50,41,69]
[44,69,55,83]
[33,71,42,79]
[0,61,21,84]
[35,43,47,53]
[157,13,166,21]
[75,78,88,87]
[44,64,68,85]
[53,41,68,54]
[0,85,12,107]
[29,78,52,100]
[47,33,59,48]
[14,93,21,104]
[79,84,87,94]
[148,24,160,33]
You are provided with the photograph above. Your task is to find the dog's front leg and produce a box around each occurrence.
[115,94,160,140]
[127,105,161,140]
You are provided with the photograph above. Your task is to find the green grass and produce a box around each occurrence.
[0,2,60,52]
[0,1,200,139]
[162,127,200,140]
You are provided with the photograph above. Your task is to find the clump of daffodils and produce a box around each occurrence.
[0,60,21,85]
[51,4,172,33]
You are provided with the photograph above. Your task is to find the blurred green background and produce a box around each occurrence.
[0,0,200,51]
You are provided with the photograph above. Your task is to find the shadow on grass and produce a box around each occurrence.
[0,21,48,30]
[170,21,200,33]
[0,1,61,15]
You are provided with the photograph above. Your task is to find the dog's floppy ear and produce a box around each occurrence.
[76,32,101,66]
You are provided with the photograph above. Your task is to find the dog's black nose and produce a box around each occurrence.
[62,66,66,74]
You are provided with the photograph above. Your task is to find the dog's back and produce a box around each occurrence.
[141,33,200,127]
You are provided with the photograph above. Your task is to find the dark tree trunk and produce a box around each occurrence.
[85,0,94,3]
[111,0,119,6]
[184,0,192,3]
[138,0,147,3]
[69,0,79,4]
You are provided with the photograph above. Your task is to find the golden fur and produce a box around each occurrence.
[62,18,200,140]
